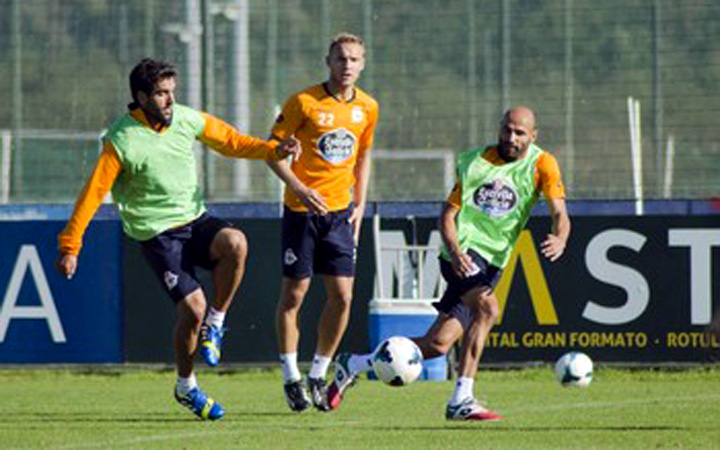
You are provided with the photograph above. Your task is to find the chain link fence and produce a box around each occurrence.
[1,0,718,203]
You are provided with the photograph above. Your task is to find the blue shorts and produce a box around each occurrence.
[139,213,232,303]
[281,207,355,278]
[433,249,502,329]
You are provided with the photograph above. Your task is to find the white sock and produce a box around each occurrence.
[449,376,474,405]
[176,373,198,396]
[280,353,302,383]
[205,307,225,329]
[308,354,332,380]
[348,353,374,374]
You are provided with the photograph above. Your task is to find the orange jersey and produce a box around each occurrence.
[447,146,565,208]
[58,108,279,255]
[271,83,379,212]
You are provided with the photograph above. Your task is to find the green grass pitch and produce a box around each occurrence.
[2,366,720,449]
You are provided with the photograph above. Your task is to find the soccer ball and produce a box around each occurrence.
[371,336,424,386]
[555,352,593,387]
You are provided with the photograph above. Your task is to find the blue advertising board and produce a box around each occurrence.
[0,221,122,363]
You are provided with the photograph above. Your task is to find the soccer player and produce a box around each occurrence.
[54,58,301,421]
[265,33,379,412]
[329,107,571,420]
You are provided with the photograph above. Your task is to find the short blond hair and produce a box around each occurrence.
[328,33,365,55]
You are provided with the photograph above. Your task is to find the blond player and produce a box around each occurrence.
[266,33,379,412]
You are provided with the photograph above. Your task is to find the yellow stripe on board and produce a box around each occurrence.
[495,230,558,325]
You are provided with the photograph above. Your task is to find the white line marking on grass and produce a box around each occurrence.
[41,420,363,450]
[53,430,216,449]
[505,393,720,414]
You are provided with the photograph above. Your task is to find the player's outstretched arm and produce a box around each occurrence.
[199,113,289,160]
[541,198,570,262]
[274,136,302,160]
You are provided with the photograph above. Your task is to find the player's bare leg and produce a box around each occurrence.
[306,276,353,410]
[174,288,225,420]
[414,313,463,360]
[318,276,353,410]
[329,311,464,411]
[316,275,354,357]
[277,277,312,411]
[200,228,248,367]
[209,228,248,313]
[446,287,502,421]
[175,289,206,378]
[277,277,312,355]
[457,287,497,379]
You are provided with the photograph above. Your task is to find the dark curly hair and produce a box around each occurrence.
[128,58,177,104]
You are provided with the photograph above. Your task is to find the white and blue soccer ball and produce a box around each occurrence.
[555,351,593,387]
[371,336,424,386]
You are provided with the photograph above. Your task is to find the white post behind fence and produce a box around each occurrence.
[663,135,675,199]
[628,96,644,216]
[1,131,11,204]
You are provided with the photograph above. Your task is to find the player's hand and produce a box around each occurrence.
[349,204,365,246]
[55,253,78,280]
[295,186,329,215]
[541,234,566,262]
[276,136,301,160]
[451,251,479,278]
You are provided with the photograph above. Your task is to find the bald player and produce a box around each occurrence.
[329,107,571,421]
[266,33,379,412]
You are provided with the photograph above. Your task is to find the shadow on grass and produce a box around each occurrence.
[0,410,301,425]
[368,424,689,432]
[1,412,199,424]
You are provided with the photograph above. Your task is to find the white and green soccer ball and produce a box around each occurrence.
[555,352,593,387]
[371,336,424,386]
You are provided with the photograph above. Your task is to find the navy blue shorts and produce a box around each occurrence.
[281,207,355,278]
[139,213,232,303]
[433,249,502,321]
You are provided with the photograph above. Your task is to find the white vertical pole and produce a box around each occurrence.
[11,0,23,199]
[201,0,215,198]
[373,211,384,298]
[634,100,643,215]
[1,131,11,204]
[232,0,250,198]
[564,0,575,191]
[185,0,202,109]
[398,250,404,298]
[417,249,424,298]
[467,0,478,145]
[663,135,675,199]
[362,0,374,94]
[628,96,643,216]
[501,0,511,110]
[443,152,455,196]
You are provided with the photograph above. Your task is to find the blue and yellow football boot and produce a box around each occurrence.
[200,324,225,367]
[174,387,225,421]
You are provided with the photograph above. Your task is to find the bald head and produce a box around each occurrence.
[502,107,537,132]
[497,106,538,161]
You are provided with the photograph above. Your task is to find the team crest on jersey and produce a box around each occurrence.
[472,179,518,217]
[351,106,364,123]
[318,127,356,164]
[164,271,179,290]
[284,248,298,265]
